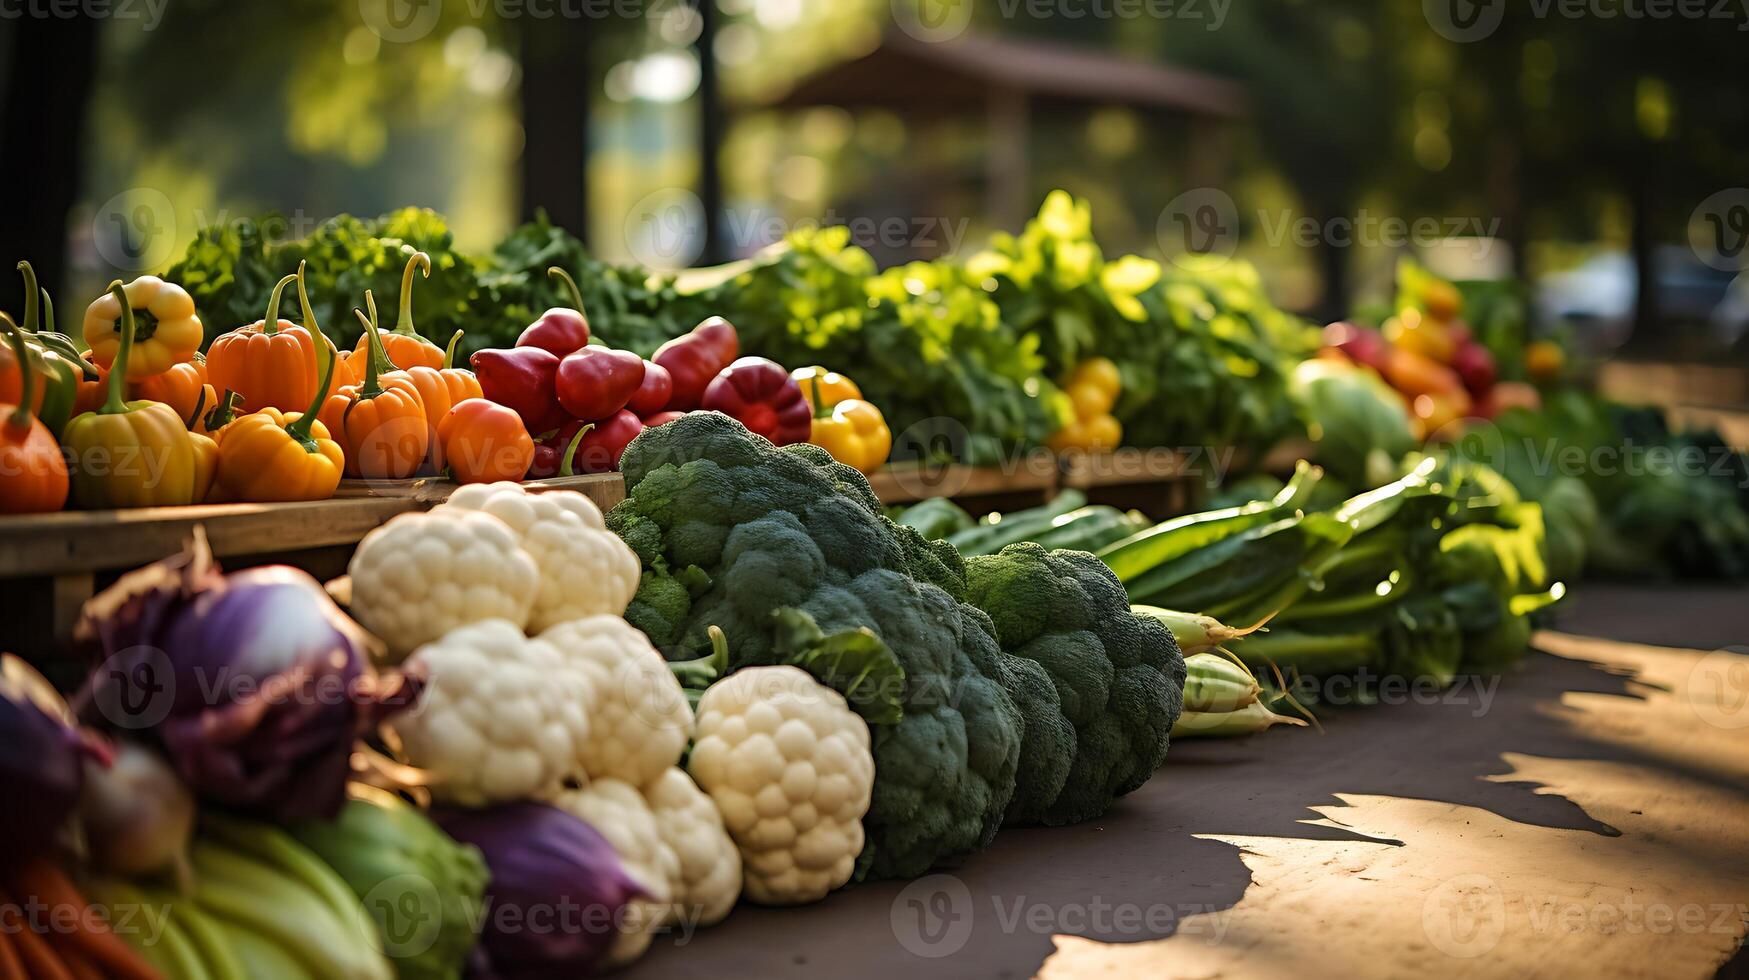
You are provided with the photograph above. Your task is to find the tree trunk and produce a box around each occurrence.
[0,15,99,314]
[696,0,725,263]
[1307,197,1351,324]
[518,17,590,243]
[1627,157,1659,352]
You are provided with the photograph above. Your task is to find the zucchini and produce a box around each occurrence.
[947,490,1087,555]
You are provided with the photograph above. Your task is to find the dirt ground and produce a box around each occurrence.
[624,584,1749,980]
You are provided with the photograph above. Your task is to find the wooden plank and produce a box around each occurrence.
[1662,404,1749,451]
[337,474,627,510]
[867,458,1058,505]
[0,498,414,578]
[1597,360,1749,409]
[1060,450,1193,489]
[1255,438,1315,477]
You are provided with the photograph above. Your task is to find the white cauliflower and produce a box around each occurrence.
[643,768,742,927]
[537,617,691,788]
[687,666,874,905]
[436,482,641,632]
[347,510,540,661]
[551,779,677,968]
[388,620,593,805]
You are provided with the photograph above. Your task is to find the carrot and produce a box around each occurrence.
[9,860,162,980]
[0,930,26,980]
[56,945,104,980]
[0,886,75,980]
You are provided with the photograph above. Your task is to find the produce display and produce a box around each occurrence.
[2,186,1748,977]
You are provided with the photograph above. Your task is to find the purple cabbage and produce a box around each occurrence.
[1,659,109,871]
[73,532,421,821]
[435,802,647,979]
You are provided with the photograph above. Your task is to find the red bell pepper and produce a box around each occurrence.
[701,356,811,446]
[626,359,673,416]
[516,267,591,357]
[530,410,645,477]
[642,410,686,427]
[652,316,737,412]
[471,346,567,436]
[555,346,645,421]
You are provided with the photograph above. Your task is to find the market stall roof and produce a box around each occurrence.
[768,32,1248,118]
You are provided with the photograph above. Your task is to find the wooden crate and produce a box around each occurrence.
[333,473,626,509]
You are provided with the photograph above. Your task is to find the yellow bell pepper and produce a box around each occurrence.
[1383,307,1456,364]
[792,365,862,410]
[213,279,345,503]
[82,275,203,380]
[62,282,199,508]
[190,431,219,503]
[1048,357,1123,452]
[810,398,891,473]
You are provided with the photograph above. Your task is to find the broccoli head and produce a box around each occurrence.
[964,543,1187,827]
[607,413,1022,879]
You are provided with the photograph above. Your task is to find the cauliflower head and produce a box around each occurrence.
[438,482,641,632]
[607,413,1023,880]
[389,619,593,805]
[537,616,692,788]
[348,510,540,661]
[688,666,873,905]
[551,779,676,968]
[643,768,742,927]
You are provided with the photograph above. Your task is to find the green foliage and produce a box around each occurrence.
[963,543,1187,827]
[605,412,1024,880]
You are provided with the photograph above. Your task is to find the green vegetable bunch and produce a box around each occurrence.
[606,412,1024,880]
[963,543,1187,827]
[168,208,478,351]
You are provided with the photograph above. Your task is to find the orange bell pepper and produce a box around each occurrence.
[0,312,69,513]
[206,268,320,413]
[1384,308,1457,364]
[353,252,444,370]
[215,274,345,502]
[1383,345,1464,399]
[321,290,428,478]
[404,331,484,472]
[129,354,209,424]
[440,397,533,484]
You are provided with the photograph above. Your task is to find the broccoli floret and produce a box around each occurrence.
[964,543,1186,827]
[610,412,1023,879]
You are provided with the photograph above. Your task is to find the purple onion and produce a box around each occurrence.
[435,802,648,979]
[74,533,421,821]
[0,659,109,872]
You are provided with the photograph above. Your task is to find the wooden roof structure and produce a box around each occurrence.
[770,32,1247,118]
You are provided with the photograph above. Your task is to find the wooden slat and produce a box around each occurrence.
[337,473,627,509]
[0,498,415,578]
[867,459,1058,504]
[1060,450,1193,489]
[1662,404,1749,451]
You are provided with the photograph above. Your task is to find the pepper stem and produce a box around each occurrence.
[548,266,586,316]
[286,266,337,449]
[204,390,240,432]
[442,330,465,370]
[394,251,431,337]
[558,423,593,478]
[355,290,390,398]
[101,282,134,414]
[0,312,35,431]
[262,273,298,335]
[807,368,832,419]
[16,262,39,334]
